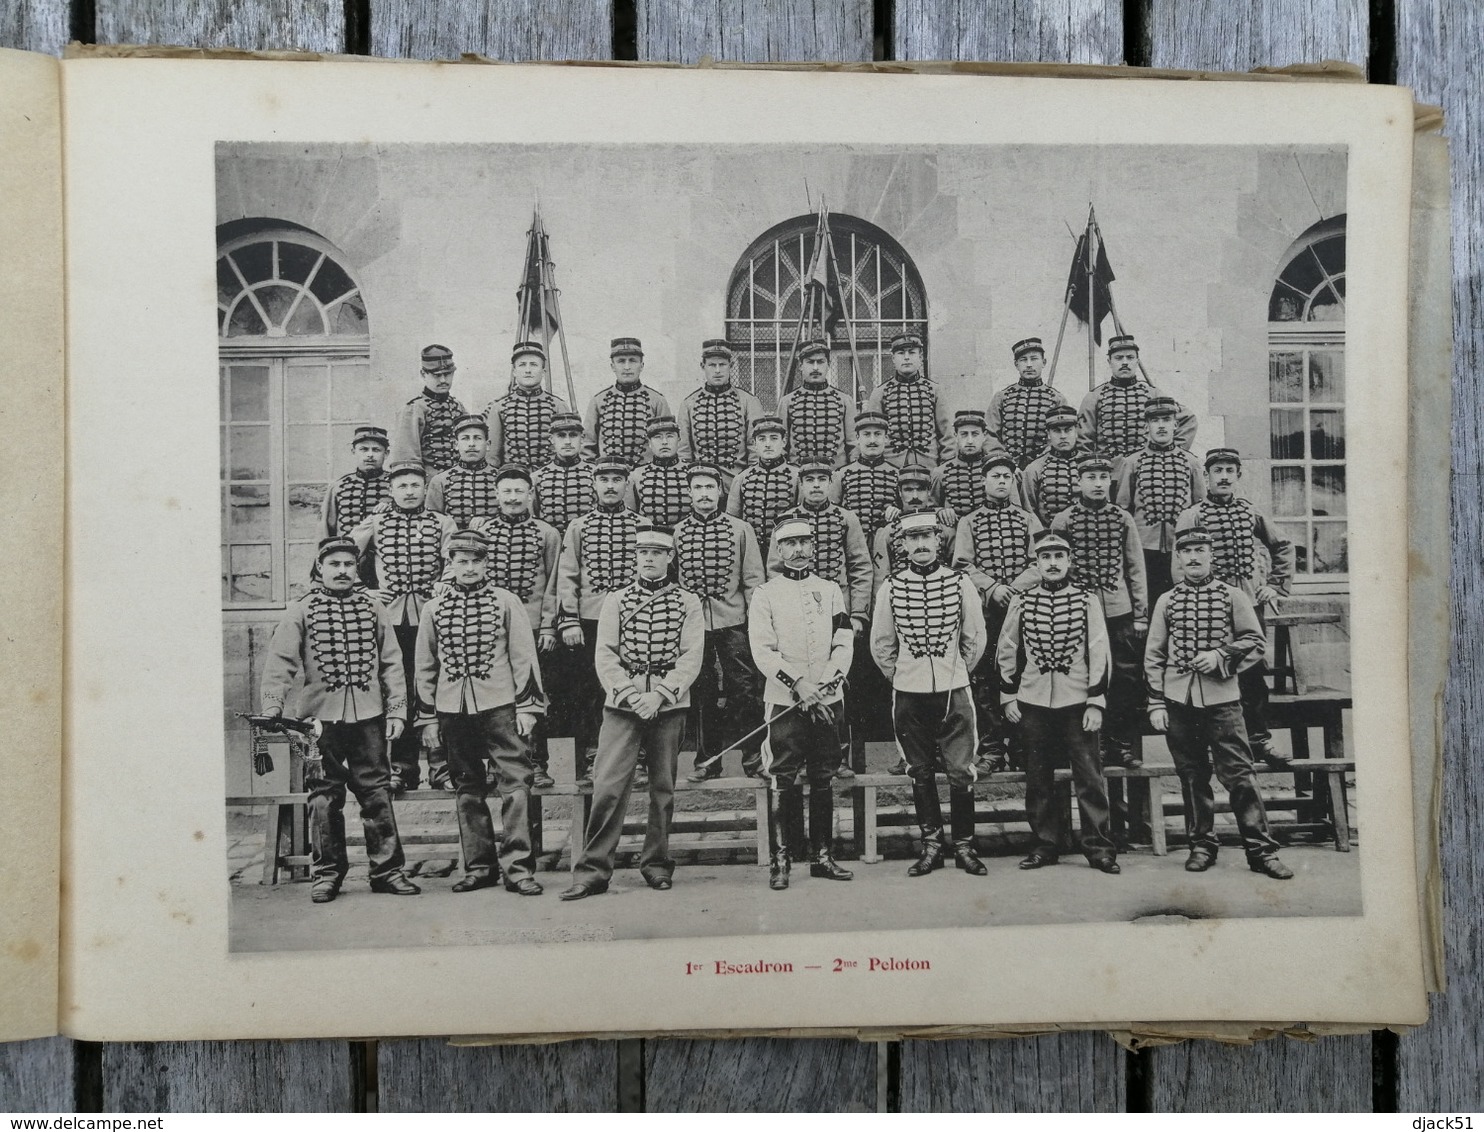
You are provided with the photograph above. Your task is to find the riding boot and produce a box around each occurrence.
[786,782,809,862]
[766,785,790,890]
[808,781,852,880]
[949,786,987,875]
[907,781,947,877]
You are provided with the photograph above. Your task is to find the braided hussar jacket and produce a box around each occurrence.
[951,501,1043,598]
[864,375,955,466]
[870,515,955,599]
[532,456,595,535]
[764,503,873,618]
[679,384,764,480]
[987,380,1070,466]
[468,511,562,633]
[1023,449,1083,526]
[726,459,800,552]
[390,389,467,472]
[320,470,389,538]
[1144,577,1265,708]
[486,386,572,470]
[556,505,641,625]
[583,382,671,467]
[931,453,1026,519]
[425,461,503,528]
[749,571,854,707]
[997,582,1111,710]
[779,380,854,468]
[1174,496,1295,602]
[624,456,692,527]
[870,564,986,693]
[594,578,705,712]
[1076,377,1197,458]
[1049,501,1148,620]
[415,581,546,716]
[1113,445,1206,551]
[261,587,407,723]
[673,509,764,630]
[352,506,459,626]
[830,457,896,546]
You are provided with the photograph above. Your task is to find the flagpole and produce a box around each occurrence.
[1085,205,1096,392]
[544,249,579,409]
[534,225,556,395]
[1045,280,1074,391]
[824,221,865,406]
[1095,213,1153,386]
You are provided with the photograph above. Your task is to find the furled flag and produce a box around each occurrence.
[1066,216,1116,345]
[516,208,560,343]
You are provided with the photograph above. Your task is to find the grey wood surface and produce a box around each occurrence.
[0,0,1477,1113]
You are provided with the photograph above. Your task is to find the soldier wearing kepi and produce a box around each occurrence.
[389,344,467,473]
[830,410,898,551]
[674,462,766,783]
[531,411,595,537]
[779,336,855,468]
[726,415,800,554]
[872,510,989,878]
[1175,448,1295,770]
[751,515,856,890]
[1023,405,1085,527]
[932,409,1014,527]
[871,464,955,597]
[560,525,706,900]
[864,333,955,467]
[321,425,390,540]
[583,336,671,468]
[987,337,1070,469]
[624,416,691,528]
[485,340,573,471]
[998,530,1119,874]
[1145,527,1293,880]
[1077,334,1196,459]
[416,530,547,896]
[425,414,502,529]
[678,339,765,485]
[259,537,418,903]
[1114,395,1205,606]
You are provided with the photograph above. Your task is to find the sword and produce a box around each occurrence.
[722,671,847,754]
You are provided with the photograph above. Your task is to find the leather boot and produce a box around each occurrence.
[786,783,809,863]
[907,781,947,877]
[808,782,852,880]
[766,786,790,890]
[949,787,987,875]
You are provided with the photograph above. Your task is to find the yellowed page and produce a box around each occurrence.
[0,47,64,1041]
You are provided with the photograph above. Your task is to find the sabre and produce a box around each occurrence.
[723,671,847,755]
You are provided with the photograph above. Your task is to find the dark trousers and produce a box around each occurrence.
[969,602,1011,760]
[845,638,892,754]
[439,706,538,883]
[1240,604,1273,745]
[528,646,575,772]
[306,716,406,884]
[894,687,977,789]
[573,708,686,885]
[1105,613,1146,747]
[762,700,842,787]
[1144,549,1174,609]
[1165,699,1279,861]
[566,619,605,777]
[691,625,764,770]
[1019,703,1114,858]
[392,622,447,788]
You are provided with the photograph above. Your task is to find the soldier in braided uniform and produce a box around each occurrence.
[751,515,856,890]
[987,337,1071,468]
[863,333,954,467]
[532,411,595,537]
[952,452,1043,774]
[872,510,988,877]
[932,409,1021,527]
[998,530,1118,873]
[425,414,502,529]
[556,456,641,783]
[1114,395,1206,607]
[486,340,573,471]
[1146,528,1293,880]
[1175,448,1295,770]
[1023,406,1086,526]
[321,425,390,541]
[583,336,671,467]
[779,337,855,468]
[560,525,706,900]
[1050,456,1148,771]
[469,465,563,788]
[351,461,459,792]
[1077,334,1196,459]
[259,537,419,903]
[830,411,897,550]
[678,339,764,486]
[726,415,800,554]
[416,530,547,896]
[389,344,467,473]
[624,415,691,527]
[675,463,766,783]
[871,464,955,599]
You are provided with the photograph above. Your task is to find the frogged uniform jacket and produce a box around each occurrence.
[415,581,546,716]
[672,508,765,631]
[594,579,706,713]
[1144,578,1266,708]
[863,374,955,467]
[351,506,460,626]
[1173,496,1295,603]
[467,511,562,634]
[260,587,408,723]
[997,583,1111,710]
[1113,444,1206,552]
[1049,501,1148,621]
[870,564,986,693]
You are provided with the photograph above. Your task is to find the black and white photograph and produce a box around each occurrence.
[218,136,1360,954]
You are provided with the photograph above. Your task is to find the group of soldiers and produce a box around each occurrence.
[258,328,1298,905]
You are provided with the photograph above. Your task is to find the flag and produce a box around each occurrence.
[515,211,560,342]
[1066,223,1116,345]
[803,204,842,340]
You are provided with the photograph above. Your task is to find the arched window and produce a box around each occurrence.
[1268,215,1345,584]
[726,214,927,408]
[219,222,372,606]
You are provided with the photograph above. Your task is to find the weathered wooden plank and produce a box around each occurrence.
[1395,0,1484,1110]
[0,1038,76,1111]
[899,1034,1125,1112]
[369,0,612,62]
[896,0,1124,65]
[1149,0,1368,71]
[94,0,343,52]
[0,0,68,55]
[377,1039,618,1111]
[644,1037,876,1111]
[637,0,873,63]
[1150,1035,1373,1112]
[101,1042,357,1111]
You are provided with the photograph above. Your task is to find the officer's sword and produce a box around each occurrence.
[722,671,846,756]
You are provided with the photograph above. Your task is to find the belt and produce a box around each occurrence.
[624,662,674,677]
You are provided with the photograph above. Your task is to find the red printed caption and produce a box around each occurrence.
[685,957,930,975]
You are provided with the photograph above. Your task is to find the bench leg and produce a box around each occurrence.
[1145,777,1168,856]
[863,785,879,864]
[260,804,284,886]
[851,784,867,860]
[755,786,769,868]
[1327,769,1352,851]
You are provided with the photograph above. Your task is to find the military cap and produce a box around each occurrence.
[635,523,675,551]
[982,452,1017,474]
[889,332,925,352]
[1012,337,1045,359]
[592,456,631,478]
[446,530,491,557]
[797,460,835,480]
[899,509,940,534]
[1174,527,1214,551]
[316,536,359,562]
[750,414,786,437]
[854,410,890,431]
[494,464,533,485]
[1204,447,1243,468]
[701,338,735,361]
[610,336,643,358]
[896,464,933,487]
[549,411,584,434]
[686,461,725,484]
[453,413,489,436]
[646,415,681,437]
[421,343,455,369]
[351,425,390,449]
[511,340,546,363]
[1044,405,1079,429]
[954,409,988,430]
[1076,455,1114,475]
[1143,395,1180,420]
[386,460,427,481]
[773,514,814,542]
[1032,529,1072,555]
[1106,334,1139,355]
[798,336,831,359]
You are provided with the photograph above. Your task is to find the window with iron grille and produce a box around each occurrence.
[725,213,927,410]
